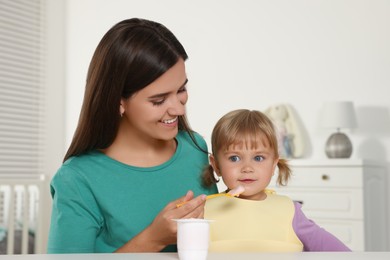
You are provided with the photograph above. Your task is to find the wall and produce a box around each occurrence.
[65,0,390,248]
[41,0,66,252]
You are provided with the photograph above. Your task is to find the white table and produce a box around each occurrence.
[0,252,389,260]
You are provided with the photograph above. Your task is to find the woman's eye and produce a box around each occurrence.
[254,156,264,162]
[228,156,240,162]
[152,99,165,106]
[178,86,187,93]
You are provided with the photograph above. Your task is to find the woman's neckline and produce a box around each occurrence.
[95,137,181,170]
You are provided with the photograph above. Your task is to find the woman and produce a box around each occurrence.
[47,18,218,253]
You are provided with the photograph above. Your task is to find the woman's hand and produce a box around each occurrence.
[115,190,206,252]
[148,190,207,246]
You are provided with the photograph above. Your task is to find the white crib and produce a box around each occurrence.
[0,174,44,254]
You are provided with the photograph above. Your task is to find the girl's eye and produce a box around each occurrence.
[152,99,165,106]
[254,156,264,162]
[228,155,240,162]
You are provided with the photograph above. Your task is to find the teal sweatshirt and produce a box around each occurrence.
[47,131,217,253]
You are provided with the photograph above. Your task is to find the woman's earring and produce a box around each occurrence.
[119,106,125,117]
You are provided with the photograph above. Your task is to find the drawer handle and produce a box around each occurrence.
[322,174,330,181]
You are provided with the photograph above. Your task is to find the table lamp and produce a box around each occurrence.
[320,101,357,158]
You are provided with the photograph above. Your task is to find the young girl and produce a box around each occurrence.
[203,109,350,252]
[47,18,217,253]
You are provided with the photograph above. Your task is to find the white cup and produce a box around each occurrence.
[173,218,213,260]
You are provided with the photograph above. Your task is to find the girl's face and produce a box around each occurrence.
[210,137,278,201]
[120,59,188,143]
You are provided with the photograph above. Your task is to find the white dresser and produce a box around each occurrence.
[268,159,388,251]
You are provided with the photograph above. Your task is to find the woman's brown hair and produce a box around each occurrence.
[64,18,198,162]
[203,109,291,187]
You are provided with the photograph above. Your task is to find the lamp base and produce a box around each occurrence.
[325,132,352,158]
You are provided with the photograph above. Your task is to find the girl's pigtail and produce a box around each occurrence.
[202,164,219,187]
[276,158,292,186]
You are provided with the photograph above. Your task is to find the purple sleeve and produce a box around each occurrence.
[292,202,351,252]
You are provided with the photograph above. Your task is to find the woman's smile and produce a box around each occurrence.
[161,117,178,125]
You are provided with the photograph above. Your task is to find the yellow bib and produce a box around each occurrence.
[204,193,303,252]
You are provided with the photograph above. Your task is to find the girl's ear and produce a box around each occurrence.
[272,156,279,175]
[209,154,221,176]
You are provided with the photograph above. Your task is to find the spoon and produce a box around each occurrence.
[176,185,245,208]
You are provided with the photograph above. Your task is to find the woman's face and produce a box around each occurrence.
[120,59,188,142]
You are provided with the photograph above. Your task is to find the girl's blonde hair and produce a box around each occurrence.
[203,109,291,187]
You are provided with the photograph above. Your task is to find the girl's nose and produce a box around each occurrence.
[241,164,254,173]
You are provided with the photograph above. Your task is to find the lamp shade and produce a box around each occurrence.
[320,101,357,129]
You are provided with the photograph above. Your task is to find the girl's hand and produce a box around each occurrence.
[148,190,207,247]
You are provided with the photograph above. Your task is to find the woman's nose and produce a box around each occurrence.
[167,97,185,115]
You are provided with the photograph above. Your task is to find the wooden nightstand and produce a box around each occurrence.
[268,159,388,251]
